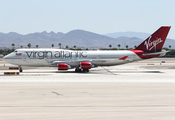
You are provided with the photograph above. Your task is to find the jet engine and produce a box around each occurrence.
[58,63,70,70]
[80,62,91,69]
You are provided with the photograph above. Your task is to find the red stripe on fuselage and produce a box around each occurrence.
[119,56,128,60]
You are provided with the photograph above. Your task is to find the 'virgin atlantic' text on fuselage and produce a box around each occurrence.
[26,51,87,59]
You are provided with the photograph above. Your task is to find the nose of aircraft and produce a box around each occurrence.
[2,55,7,62]
[2,54,11,63]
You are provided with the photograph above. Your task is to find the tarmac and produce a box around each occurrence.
[0,58,175,120]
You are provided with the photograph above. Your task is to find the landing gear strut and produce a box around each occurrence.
[19,66,23,72]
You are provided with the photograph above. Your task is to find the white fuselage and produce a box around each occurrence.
[3,49,141,67]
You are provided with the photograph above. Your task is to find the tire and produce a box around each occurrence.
[83,69,89,73]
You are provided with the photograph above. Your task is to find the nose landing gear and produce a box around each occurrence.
[19,66,23,72]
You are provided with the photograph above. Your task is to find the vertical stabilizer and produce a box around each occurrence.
[135,26,171,52]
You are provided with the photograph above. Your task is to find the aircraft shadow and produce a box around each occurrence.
[22,70,105,74]
[22,70,163,75]
[114,71,163,73]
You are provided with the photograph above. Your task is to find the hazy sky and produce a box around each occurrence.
[0,0,175,39]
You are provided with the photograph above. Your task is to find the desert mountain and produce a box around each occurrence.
[0,30,174,49]
[105,31,150,39]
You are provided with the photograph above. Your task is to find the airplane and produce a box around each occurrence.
[3,26,171,73]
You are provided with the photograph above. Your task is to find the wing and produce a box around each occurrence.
[50,59,107,66]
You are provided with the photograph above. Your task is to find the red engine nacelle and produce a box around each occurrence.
[80,62,91,69]
[58,63,69,70]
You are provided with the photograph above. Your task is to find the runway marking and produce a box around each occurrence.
[52,91,62,96]
[116,69,137,70]
[101,67,116,75]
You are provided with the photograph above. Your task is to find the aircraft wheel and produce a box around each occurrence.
[75,68,78,72]
[83,69,89,73]
[79,69,82,72]
[75,68,82,73]
[83,69,86,73]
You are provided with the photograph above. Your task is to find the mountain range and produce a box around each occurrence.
[0,30,174,49]
[105,31,150,39]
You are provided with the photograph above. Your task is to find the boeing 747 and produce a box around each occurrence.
[3,26,171,73]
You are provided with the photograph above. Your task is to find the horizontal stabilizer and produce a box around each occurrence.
[142,50,169,56]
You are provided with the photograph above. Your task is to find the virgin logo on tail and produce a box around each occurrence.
[144,36,163,51]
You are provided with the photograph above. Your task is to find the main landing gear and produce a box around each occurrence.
[83,69,89,72]
[75,68,89,73]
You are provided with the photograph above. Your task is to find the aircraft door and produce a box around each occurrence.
[22,54,28,62]
[45,56,50,65]
[44,51,50,65]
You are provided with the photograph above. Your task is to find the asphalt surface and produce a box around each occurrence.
[0,58,175,120]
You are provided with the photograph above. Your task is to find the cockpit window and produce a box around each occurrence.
[14,50,17,52]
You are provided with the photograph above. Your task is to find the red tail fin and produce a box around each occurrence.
[135,26,171,52]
